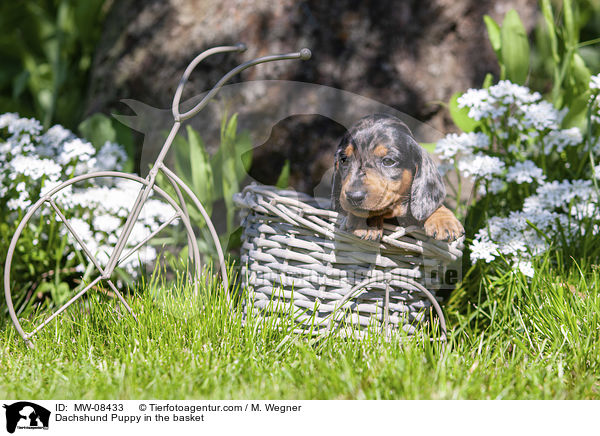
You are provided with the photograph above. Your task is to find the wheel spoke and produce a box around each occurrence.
[47,198,106,276]
[117,212,181,267]
[26,275,103,339]
[6,171,204,348]
[106,279,138,322]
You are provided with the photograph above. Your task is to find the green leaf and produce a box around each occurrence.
[501,9,530,85]
[563,0,577,49]
[483,15,502,60]
[482,73,494,89]
[234,131,253,181]
[78,113,116,149]
[570,53,591,93]
[112,116,135,172]
[276,160,291,188]
[448,92,480,133]
[225,226,243,252]
[12,70,30,99]
[420,142,436,153]
[540,0,559,65]
[561,90,591,130]
[173,134,192,185]
[186,125,214,215]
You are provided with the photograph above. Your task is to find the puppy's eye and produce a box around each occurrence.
[339,155,348,164]
[382,157,397,167]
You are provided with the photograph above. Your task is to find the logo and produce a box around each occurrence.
[3,402,50,434]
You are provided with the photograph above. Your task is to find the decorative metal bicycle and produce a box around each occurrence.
[4,44,312,348]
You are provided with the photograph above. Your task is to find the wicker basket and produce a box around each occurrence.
[233,184,463,339]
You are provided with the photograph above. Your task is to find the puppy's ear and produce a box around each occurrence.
[410,142,446,222]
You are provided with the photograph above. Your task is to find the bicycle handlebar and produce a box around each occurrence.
[171,44,311,122]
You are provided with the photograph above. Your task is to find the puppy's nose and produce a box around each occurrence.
[345,190,366,206]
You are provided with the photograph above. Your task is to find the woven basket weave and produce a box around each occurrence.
[233,184,463,339]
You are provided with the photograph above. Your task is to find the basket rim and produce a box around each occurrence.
[234,183,464,261]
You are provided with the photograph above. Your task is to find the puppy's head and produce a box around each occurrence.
[331,114,445,222]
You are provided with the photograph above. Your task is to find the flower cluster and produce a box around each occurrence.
[437,78,600,278]
[1,113,177,276]
[591,73,600,125]
[470,178,598,275]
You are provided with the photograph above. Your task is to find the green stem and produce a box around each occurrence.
[553,47,575,107]
[454,164,463,216]
[577,37,600,48]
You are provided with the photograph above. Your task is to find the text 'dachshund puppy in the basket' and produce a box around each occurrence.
[331,113,464,241]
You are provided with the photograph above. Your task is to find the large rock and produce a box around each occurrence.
[86,0,538,194]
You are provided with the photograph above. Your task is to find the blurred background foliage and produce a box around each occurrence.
[530,0,600,113]
[0,0,110,130]
[2,1,600,145]
[532,0,600,90]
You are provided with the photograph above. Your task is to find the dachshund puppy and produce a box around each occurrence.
[331,113,464,241]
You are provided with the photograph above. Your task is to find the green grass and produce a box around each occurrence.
[1,260,600,399]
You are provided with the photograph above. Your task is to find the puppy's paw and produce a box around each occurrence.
[345,214,383,241]
[424,207,465,241]
[352,226,383,241]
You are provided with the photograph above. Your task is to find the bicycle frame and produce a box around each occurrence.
[4,44,311,348]
[101,45,312,290]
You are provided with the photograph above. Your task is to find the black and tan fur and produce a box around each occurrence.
[332,114,464,241]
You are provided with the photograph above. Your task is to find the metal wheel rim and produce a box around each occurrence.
[3,171,221,347]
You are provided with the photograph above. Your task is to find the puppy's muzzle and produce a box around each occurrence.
[344,189,366,207]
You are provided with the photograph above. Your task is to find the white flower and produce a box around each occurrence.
[435,132,489,160]
[9,155,62,181]
[63,217,103,258]
[57,138,96,165]
[488,80,541,105]
[40,125,74,155]
[570,202,600,221]
[488,178,505,194]
[471,177,598,269]
[0,141,10,158]
[521,101,562,131]
[128,221,151,246]
[457,88,502,121]
[94,141,128,171]
[516,260,535,278]
[457,81,546,126]
[0,112,170,280]
[470,239,499,263]
[93,214,123,234]
[592,96,600,125]
[477,178,506,195]
[66,218,93,242]
[120,245,157,274]
[457,154,505,180]
[6,116,42,136]
[506,160,545,184]
[530,179,591,210]
[595,165,600,180]
[40,180,73,202]
[141,199,178,231]
[7,190,31,210]
[0,113,20,129]
[590,74,600,91]
[541,127,582,153]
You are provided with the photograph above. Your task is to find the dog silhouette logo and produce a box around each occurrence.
[3,402,50,433]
